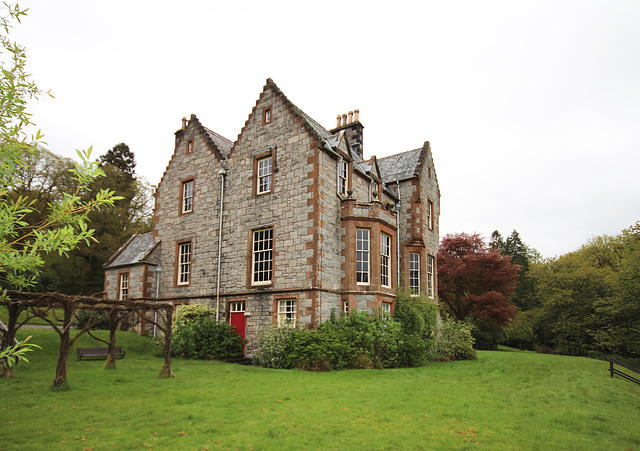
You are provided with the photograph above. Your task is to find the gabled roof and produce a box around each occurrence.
[264,78,334,145]
[203,126,233,159]
[377,148,423,182]
[186,114,232,160]
[103,232,158,269]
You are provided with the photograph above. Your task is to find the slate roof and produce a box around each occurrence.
[203,126,233,158]
[104,232,158,268]
[377,148,422,182]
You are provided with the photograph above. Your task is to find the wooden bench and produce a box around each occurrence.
[77,347,125,361]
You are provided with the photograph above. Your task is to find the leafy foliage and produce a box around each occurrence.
[172,318,245,359]
[252,327,296,369]
[171,304,244,359]
[72,309,110,330]
[432,318,477,361]
[0,335,40,367]
[254,303,444,371]
[393,290,438,339]
[520,223,640,357]
[172,304,215,331]
[0,3,121,297]
[491,230,539,310]
[437,233,519,349]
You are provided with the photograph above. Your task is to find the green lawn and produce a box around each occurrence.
[0,305,65,326]
[1,330,638,450]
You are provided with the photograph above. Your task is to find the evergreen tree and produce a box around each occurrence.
[99,143,136,178]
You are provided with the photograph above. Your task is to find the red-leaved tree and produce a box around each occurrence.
[437,233,519,328]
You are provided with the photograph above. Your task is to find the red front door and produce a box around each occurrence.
[228,301,246,340]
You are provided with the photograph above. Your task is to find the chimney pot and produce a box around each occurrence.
[348,111,353,124]
[336,115,342,128]
[354,109,359,122]
[181,117,187,130]
[342,113,348,125]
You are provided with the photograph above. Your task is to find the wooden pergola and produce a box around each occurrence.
[0,290,174,387]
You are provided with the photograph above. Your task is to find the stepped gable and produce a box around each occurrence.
[103,232,158,268]
[203,125,233,159]
[186,114,232,160]
[264,78,335,149]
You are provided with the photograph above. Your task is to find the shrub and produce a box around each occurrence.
[171,304,243,359]
[172,317,245,359]
[254,311,431,371]
[471,322,505,350]
[173,304,216,332]
[394,290,438,339]
[72,309,110,330]
[433,318,477,361]
[252,327,296,369]
[504,311,538,351]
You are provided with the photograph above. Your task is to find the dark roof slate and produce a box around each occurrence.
[203,126,233,158]
[104,232,157,268]
[377,148,422,182]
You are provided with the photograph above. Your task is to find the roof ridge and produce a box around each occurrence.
[377,147,422,161]
[265,78,332,145]
[203,126,233,145]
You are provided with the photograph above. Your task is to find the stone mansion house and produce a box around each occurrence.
[103,79,440,353]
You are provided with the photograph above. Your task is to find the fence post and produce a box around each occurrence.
[610,360,614,378]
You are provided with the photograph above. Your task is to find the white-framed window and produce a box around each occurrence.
[229,301,246,312]
[118,272,129,300]
[382,302,391,319]
[182,179,194,214]
[178,242,192,285]
[427,200,434,230]
[338,159,347,196]
[410,252,420,295]
[356,228,370,285]
[252,227,273,285]
[381,233,391,288]
[263,106,272,124]
[277,299,296,327]
[257,156,272,194]
[342,300,349,313]
[427,255,435,298]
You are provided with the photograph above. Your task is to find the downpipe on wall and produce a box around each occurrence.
[215,167,227,322]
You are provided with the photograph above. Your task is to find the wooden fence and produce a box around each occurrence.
[606,356,640,385]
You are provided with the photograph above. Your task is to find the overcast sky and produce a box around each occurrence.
[13,0,640,258]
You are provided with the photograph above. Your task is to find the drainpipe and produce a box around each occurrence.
[215,167,227,323]
[396,181,401,288]
[153,266,162,337]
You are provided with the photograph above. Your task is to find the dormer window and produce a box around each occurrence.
[263,106,272,125]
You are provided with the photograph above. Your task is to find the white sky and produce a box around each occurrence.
[13,0,640,258]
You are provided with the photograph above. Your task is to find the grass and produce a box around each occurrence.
[1,330,639,450]
[0,305,65,326]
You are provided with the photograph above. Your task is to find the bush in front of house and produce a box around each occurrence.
[252,326,296,369]
[254,310,436,370]
[432,317,477,361]
[171,304,245,359]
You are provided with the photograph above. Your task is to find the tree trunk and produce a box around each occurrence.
[53,305,73,389]
[158,314,174,378]
[1,304,21,379]
[104,310,118,370]
[53,328,70,389]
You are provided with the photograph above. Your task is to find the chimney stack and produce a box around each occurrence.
[330,109,364,160]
